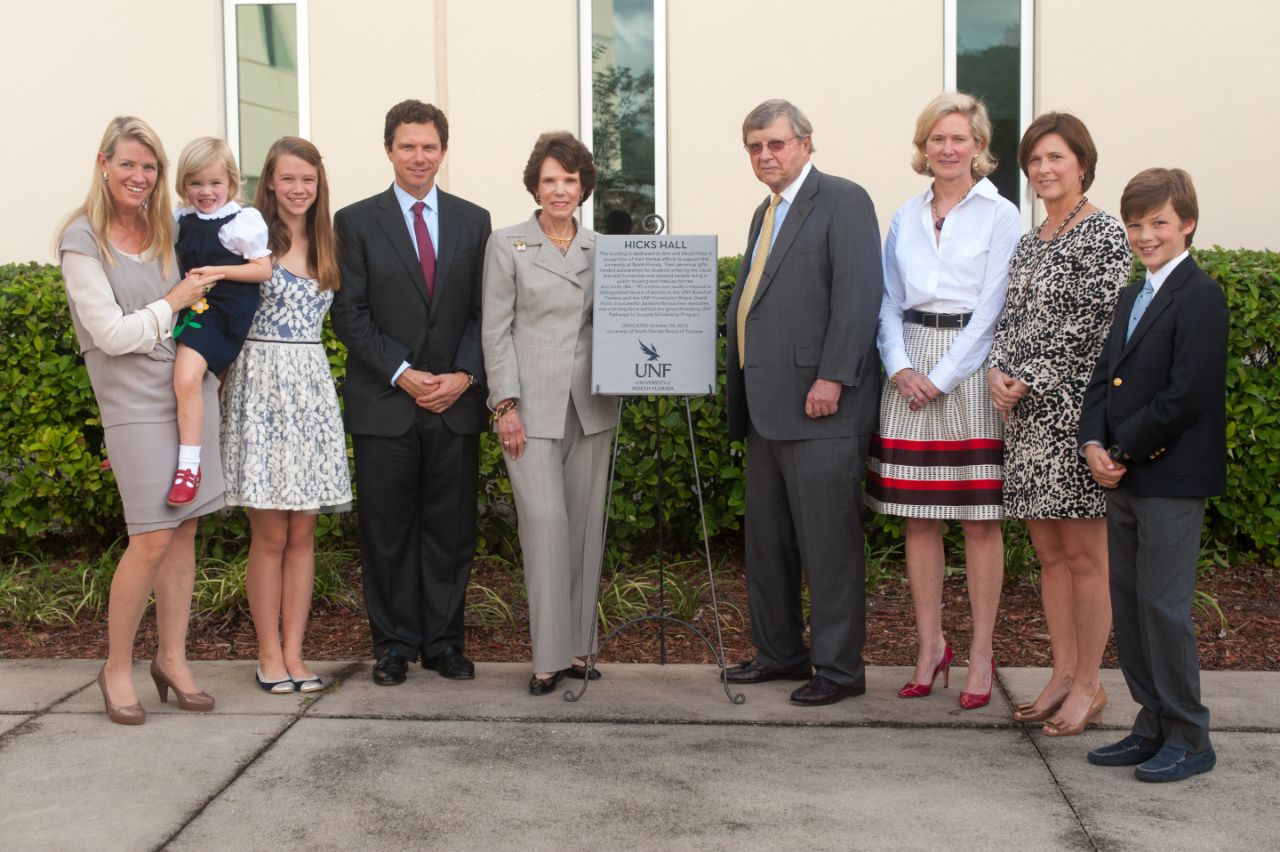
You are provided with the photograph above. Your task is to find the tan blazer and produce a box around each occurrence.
[482,213,617,439]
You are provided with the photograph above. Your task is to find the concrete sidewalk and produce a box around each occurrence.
[0,660,1276,851]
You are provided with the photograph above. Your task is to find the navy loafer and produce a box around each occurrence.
[1087,734,1163,767]
[1135,745,1216,783]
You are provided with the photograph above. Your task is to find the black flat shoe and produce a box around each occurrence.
[790,674,866,706]
[528,670,565,696]
[372,652,408,686]
[723,657,812,684]
[423,646,476,680]
[564,663,602,681]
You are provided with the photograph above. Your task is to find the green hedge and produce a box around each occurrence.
[3,249,1278,561]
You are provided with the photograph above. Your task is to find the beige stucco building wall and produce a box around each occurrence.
[1035,0,1279,250]
[2,0,1276,263]
[667,1,943,253]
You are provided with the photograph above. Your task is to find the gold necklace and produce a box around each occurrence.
[1037,195,1089,242]
[1020,195,1090,284]
[930,178,977,231]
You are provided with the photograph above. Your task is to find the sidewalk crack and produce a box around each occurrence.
[153,661,364,851]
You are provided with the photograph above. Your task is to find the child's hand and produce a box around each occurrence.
[166,271,224,312]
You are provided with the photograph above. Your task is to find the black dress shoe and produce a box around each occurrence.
[790,674,866,706]
[372,652,408,686]
[423,646,475,680]
[528,670,565,696]
[723,658,812,684]
[564,663,602,680]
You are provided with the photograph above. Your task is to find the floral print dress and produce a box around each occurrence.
[220,263,352,511]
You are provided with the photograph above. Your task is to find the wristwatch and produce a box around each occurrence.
[1106,444,1129,464]
[460,371,477,389]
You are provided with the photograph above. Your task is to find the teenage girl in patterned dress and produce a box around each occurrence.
[219,138,351,694]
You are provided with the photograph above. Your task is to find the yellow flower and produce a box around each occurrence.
[192,299,209,314]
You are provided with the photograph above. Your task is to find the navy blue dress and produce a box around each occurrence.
[174,209,264,374]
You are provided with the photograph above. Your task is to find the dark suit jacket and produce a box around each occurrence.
[1078,255,1228,497]
[331,185,492,437]
[724,167,883,441]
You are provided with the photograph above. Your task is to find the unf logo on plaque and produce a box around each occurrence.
[592,235,718,396]
[636,341,671,378]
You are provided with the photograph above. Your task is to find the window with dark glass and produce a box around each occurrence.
[956,0,1022,206]
[232,3,300,199]
[590,0,656,234]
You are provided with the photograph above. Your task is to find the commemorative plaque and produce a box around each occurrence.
[591,234,718,396]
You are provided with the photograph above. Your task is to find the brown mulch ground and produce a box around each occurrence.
[1,559,1276,671]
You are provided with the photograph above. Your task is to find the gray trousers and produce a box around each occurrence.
[1106,489,1212,752]
[744,423,868,685]
[506,402,613,674]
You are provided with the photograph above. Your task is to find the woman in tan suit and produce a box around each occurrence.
[482,132,619,695]
[57,117,225,724]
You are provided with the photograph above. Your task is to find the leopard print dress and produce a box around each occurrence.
[988,211,1131,519]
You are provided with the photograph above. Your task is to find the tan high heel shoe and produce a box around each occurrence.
[98,665,145,726]
[1042,686,1106,737]
[1012,696,1066,723]
[150,661,215,712]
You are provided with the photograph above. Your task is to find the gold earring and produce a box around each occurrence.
[102,172,108,182]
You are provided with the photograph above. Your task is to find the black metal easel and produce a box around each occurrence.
[564,214,743,704]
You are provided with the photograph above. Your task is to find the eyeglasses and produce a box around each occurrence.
[744,137,799,156]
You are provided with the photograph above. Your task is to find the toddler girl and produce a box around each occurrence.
[168,137,271,505]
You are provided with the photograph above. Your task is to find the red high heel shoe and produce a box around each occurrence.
[898,643,954,698]
[959,657,996,710]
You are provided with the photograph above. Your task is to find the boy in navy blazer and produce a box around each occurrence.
[1078,168,1227,782]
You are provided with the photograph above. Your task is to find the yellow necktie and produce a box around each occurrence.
[737,194,782,368]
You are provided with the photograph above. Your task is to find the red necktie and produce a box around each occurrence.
[411,201,436,299]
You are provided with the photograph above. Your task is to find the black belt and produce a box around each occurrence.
[904,309,972,329]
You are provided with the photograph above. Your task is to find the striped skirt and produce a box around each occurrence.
[865,323,1004,520]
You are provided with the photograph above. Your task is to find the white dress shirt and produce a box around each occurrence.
[876,178,1021,393]
[1147,250,1189,296]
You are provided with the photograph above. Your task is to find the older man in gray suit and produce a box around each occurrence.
[724,99,883,705]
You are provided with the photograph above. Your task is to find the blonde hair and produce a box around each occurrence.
[56,116,174,275]
[911,92,998,178]
[174,137,244,207]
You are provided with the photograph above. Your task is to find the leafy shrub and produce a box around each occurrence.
[1186,248,1280,556]
[0,262,118,542]
[5,249,1277,565]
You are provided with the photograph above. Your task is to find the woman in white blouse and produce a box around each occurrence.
[866,93,1021,708]
[57,117,224,724]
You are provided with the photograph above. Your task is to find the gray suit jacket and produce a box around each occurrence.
[724,167,883,441]
[482,213,618,439]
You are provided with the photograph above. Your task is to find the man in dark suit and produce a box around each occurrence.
[723,99,883,705]
[331,100,492,686]
[1079,168,1226,782]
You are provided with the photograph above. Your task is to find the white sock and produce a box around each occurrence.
[177,445,201,472]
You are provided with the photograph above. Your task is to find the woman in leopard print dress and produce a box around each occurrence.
[987,113,1130,737]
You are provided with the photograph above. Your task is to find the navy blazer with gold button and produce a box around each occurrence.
[1078,254,1228,498]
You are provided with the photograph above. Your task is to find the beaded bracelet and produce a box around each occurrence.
[493,399,518,420]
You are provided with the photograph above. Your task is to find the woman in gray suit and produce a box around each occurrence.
[58,116,224,724]
[482,132,619,695]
